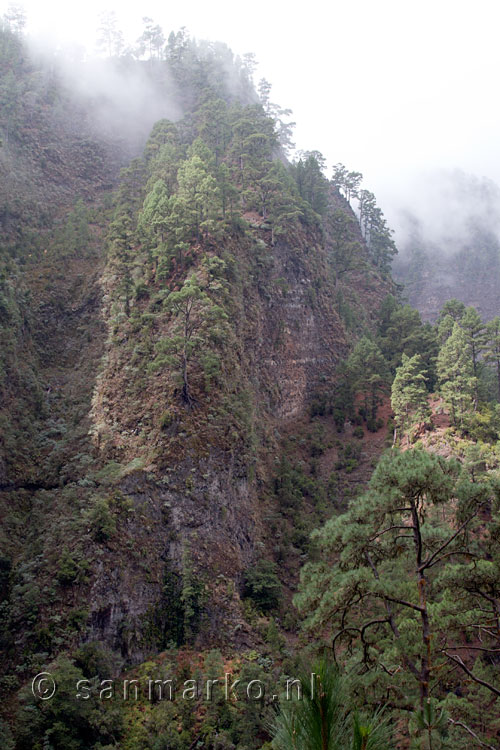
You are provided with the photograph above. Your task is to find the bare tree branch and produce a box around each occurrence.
[444,652,500,697]
[368,525,412,542]
[448,718,496,750]
[420,508,482,572]
[379,594,425,613]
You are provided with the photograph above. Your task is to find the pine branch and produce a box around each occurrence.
[448,718,496,750]
[420,508,482,572]
[443,651,500,697]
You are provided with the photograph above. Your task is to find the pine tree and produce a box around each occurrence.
[331,163,348,196]
[485,316,500,401]
[437,298,466,325]
[347,337,389,426]
[271,657,392,750]
[368,214,397,272]
[292,151,329,216]
[358,189,376,237]
[150,272,228,405]
[391,353,430,442]
[258,77,272,114]
[138,179,172,277]
[461,306,486,379]
[143,119,180,165]
[437,322,476,425]
[96,11,124,58]
[351,186,397,272]
[137,16,165,60]
[109,210,134,316]
[146,141,181,194]
[295,448,497,745]
[140,179,170,244]
[194,97,231,165]
[216,162,238,220]
[175,152,220,240]
[436,312,455,345]
[229,105,277,197]
[377,300,438,387]
[326,209,364,285]
[331,163,363,203]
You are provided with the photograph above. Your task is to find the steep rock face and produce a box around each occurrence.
[86,233,344,657]
[0,203,392,676]
[0,38,139,486]
[258,236,344,420]
[0,28,394,672]
[0,238,108,487]
[86,462,258,661]
[86,238,345,658]
[83,193,390,661]
[0,228,356,664]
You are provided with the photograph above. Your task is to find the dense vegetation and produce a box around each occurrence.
[0,8,499,750]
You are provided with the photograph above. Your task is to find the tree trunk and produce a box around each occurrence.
[182,313,191,406]
[410,497,432,711]
[181,354,193,407]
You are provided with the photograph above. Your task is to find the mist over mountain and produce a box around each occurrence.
[1,8,500,750]
[390,169,500,320]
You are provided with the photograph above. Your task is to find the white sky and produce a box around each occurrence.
[2,0,500,224]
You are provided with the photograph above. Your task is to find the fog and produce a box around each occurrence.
[382,169,500,256]
[26,38,182,152]
[3,0,500,254]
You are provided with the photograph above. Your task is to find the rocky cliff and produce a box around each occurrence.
[0,26,393,680]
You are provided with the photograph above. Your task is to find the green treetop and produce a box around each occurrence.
[377,300,438,388]
[292,151,329,216]
[194,97,232,165]
[150,270,228,405]
[460,306,486,377]
[176,152,220,240]
[331,163,363,204]
[347,337,389,427]
[295,448,498,747]
[326,209,364,286]
[391,353,430,443]
[485,316,500,401]
[272,656,392,750]
[437,299,466,325]
[437,322,476,426]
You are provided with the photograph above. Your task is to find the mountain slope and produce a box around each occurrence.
[0,25,397,748]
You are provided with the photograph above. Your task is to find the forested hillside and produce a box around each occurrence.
[0,11,499,750]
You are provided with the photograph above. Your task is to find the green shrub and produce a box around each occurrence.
[367,417,385,432]
[310,396,328,417]
[16,656,124,749]
[88,498,116,543]
[344,458,358,473]
[243,560,282,612]
[0,718,14,750]
[74,641,116,679]
[333,408,345,431]
[310,440,325,457]
[57,547,80,585]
